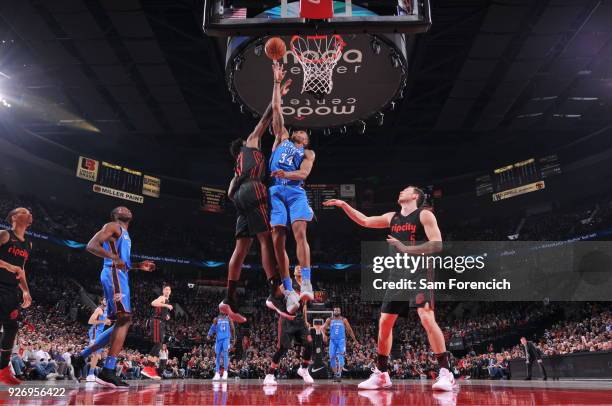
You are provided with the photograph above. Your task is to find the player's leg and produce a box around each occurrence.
[221,338,230,380]
[264,319,287,385]
[358,310,398,389]
[337,341,346,379]
[297,330,314,384]
[288,187,314,301]
[329,340,337,371]
[220,235,253,323]
[0,318,21,385]
[213,339,222,380]
[96,268,132,388]
[86,348,100,382]
[418,303,455,391]
[270,190,299,314]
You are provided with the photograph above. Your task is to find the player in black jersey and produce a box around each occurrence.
[219,68,294,323]
[325,186,455,391]
[0,207,33,385]
[142,284,172,380]
[263,266,314,386]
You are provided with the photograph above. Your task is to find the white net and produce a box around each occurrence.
[290,35,345,98]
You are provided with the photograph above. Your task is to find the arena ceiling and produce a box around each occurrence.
[1,0,611,184]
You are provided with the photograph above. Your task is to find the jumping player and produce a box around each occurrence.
[219,64,294,322]
[323,307,358,381]
[0,207,33,385]
[263,266,314,386]
[75,206,156,388]
[324,187,455,391]
[207,313,234,381]
[85,297,110,382]
[142,284,172,380]
[269,62,316,312]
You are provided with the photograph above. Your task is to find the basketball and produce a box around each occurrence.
[265,37,286,60]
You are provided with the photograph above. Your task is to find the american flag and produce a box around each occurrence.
[223,7,247,19]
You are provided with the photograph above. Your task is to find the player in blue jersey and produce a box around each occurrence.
[73,206,156,388]
[84,297,110,382]
[269,62,317,314]
[323,307,358,382]
[207,313,235,381]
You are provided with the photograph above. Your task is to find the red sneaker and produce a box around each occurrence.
[0,366,23,385]
[141,366,161,380]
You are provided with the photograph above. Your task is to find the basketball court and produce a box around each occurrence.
[3,379,611,405]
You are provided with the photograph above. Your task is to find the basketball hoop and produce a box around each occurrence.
[290,35,345,99]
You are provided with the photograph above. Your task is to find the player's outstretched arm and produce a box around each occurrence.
[247,79,292,150]
[271,150,315,181]
[323,199,394,229]
[386,210,443,254]
[271,62,290,151]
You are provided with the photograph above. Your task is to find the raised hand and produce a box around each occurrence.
[323,199,345,207]
[272,61,286,83]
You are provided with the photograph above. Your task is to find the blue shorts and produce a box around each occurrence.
[101,266,131,320]
[269,185,313,227]
[215,338,230,354]
[329,339,346,358]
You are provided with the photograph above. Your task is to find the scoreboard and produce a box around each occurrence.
[98,162,143,196]
[76,156,161,203]
[306,184,356,211]
[476,155,561,201]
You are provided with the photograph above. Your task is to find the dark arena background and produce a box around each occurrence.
[0,0,611,405]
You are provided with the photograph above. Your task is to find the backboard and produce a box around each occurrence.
[203,0,431,36]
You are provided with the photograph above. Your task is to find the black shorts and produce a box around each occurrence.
[380,267,435,316]
[381,291,434,316]
[278,318,310,349]
[234,180,271,239]
[0,285,20,322]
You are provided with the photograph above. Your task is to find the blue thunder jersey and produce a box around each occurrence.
[102,226,132,269]
[215,317,231,341]
[269,140,305,187]
[330,318,346,341]
[88,307,107,340]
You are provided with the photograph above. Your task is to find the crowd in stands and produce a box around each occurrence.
[1,186,612,382]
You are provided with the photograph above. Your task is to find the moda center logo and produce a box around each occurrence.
[228,34,407,128]
[279,47,363,120]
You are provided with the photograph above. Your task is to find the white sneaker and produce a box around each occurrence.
[263,374,277,386]
[299,280,314,302]
[284,290,300,314]
[86,374,96,382]
[212,372,221,381]
[222,371,228,380]
[432,368,456,391]
[297,367,314,384]
[358,368,392,390]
